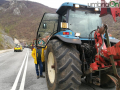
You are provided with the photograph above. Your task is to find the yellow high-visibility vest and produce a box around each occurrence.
[31,46,47,64]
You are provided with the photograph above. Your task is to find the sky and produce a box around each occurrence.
[28,0,111,9]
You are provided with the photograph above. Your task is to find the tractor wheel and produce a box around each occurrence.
[45,39,82,90]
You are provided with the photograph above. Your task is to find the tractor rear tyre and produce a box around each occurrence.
[45,39,82,90]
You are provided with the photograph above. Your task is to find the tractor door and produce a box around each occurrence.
[36,13,58,47]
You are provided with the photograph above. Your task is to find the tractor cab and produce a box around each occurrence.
[56,2,102,38]
[36,2,103,47]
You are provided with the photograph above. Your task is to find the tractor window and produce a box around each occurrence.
[68,9,102,38]
[37,13,58,47]
[62,15,66,22]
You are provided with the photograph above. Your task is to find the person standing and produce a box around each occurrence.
[31,47,46,79]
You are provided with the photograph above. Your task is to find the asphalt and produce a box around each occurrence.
[0,48,116,90]
[0,48,48,90]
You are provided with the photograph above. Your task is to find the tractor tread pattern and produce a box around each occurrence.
[71,64,82,75]
[58,59,72,72]
[59,71,73,84]
[70,88,74,90]
[71,76,81,85]
[57,49,69,60]
[63,83,72,90]
[56,44,63,50]
[70,53,82,64]
[71,46,80,54]
[53,40,59,44]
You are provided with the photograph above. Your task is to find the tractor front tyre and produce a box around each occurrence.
[45,39,82,90]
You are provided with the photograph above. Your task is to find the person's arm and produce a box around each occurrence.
[31,48,35,59]
[44,46,47,50]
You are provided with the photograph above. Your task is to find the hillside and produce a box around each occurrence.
[0,0,56,43]
[0,28,14,50]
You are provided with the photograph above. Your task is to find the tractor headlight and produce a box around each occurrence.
[75,33,80,37]
[75,4,80,8]
[95,8,99,11]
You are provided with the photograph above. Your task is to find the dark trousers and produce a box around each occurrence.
[35,60,43,76]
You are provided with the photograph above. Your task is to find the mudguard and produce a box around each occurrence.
[52,35,81,44]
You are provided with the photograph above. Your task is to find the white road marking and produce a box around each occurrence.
[19,49,29,90]
[10,51,28,90]
[0,51,12,58]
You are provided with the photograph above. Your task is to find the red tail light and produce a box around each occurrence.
[63,32,69,35]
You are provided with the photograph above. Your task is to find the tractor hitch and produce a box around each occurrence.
[89,24,120,89]
[100,24,120,90]
[104,24,120,90]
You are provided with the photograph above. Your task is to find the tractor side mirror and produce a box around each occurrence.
[43,23,47,29]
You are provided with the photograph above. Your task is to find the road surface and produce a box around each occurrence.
[0,48,116,90]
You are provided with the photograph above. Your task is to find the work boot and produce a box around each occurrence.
[40,75,45,78]
[37,76,39,79]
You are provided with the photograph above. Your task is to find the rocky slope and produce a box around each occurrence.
[0,0,56,43]
[0,29,14,50]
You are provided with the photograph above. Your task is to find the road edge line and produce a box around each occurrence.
[10,51,27,90]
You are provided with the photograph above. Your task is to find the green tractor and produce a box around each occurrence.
[36,2,120,90]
